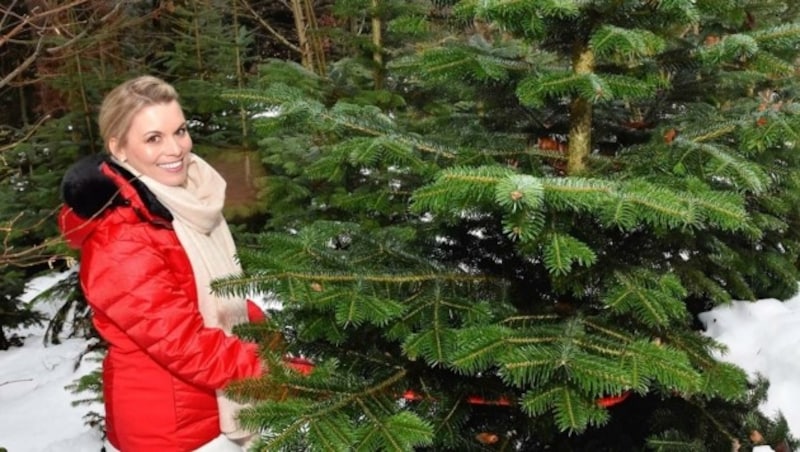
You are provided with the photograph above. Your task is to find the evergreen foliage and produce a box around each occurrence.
[0,267,44,350]
[222,0,800,449]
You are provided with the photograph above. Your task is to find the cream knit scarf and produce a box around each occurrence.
[114,154,254,444]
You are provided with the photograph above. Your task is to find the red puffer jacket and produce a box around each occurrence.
[58,155,264,452]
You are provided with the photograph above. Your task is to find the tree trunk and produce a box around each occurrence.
[371,0,383,89]
[290,0,312,71]
[232,0,247,142]
[567,43,594,176]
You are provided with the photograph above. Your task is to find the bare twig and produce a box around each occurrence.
[0,34,43,89]
[0,207,66,269]
[1,180,128,268]
[0,0,90,43]
[44,1,122,53]
[1,0,127,90]
[240,0,301,53]
[45,27,88,53]
[0,14,28,48]
[0,378,33,387]
[18,0,90,24]
[0,114,50,153]
[0,0,19,31]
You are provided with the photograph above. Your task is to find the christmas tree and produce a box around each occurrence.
[221,0,800,449]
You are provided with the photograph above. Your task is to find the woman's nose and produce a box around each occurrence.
[166,136,185,155]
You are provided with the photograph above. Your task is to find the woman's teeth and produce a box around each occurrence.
[159,161,182,169]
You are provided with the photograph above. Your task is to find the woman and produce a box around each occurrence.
[58,75,265,451]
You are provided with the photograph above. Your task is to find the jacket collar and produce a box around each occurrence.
[59,154,173,248]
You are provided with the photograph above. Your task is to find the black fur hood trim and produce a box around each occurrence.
[60,153,173,222]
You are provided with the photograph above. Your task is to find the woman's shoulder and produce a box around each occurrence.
[61,154,173,223]
[89,213,186,262]
[79,218,188,284]
[59,154,176,250]
[61,154,125,220]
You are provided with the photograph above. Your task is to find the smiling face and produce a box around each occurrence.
[108,100,192,187]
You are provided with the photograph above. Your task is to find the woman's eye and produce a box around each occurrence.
[176,127,187,136]
[146,135,160,143]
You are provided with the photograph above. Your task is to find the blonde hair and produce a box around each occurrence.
[98,75,180,150]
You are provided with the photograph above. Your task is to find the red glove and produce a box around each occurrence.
[246,299,267,323]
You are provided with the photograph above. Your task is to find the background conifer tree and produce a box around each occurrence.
[223,0,800,450]
[0,0,149,347]
[0,0,275,344]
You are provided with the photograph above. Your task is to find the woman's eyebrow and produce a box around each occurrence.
[142,122,186,136]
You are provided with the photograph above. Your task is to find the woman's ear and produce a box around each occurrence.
[108,138,126,162]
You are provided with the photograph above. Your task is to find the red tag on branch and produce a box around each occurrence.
[282,357,631,410]
[284,356,315,375]
[596,391,631,408]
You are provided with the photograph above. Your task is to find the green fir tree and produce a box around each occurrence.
[224,0,800,450]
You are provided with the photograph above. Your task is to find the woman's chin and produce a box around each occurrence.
[151,169,188,187]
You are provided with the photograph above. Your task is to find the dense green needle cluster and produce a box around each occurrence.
[217,0,800,450]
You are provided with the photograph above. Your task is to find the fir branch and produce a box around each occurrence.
[212,271,496,299]
[517,70,584,107]
[354,399,434,450]
[542,232,598,275]
[603,271,689,328]
[590,25,666,61]
[226,89,458,158]
[687,398,739,444]
[449,325,514,373]
[580,319,636,343]
[751,22,800,46]
[307,414,355,451]
[501,314,561,324]
[681,124,739,144]
[646,435,706,451]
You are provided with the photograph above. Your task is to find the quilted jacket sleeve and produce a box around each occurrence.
[81,232,263,391]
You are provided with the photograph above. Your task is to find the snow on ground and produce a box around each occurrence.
[1,272,798,451]
[699,295,800,436]
[0,271,104,452]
